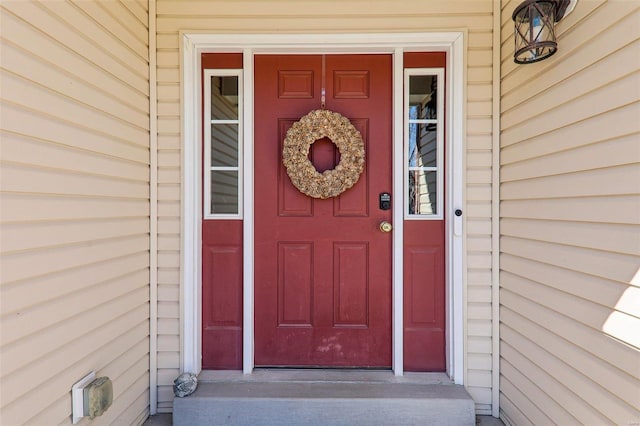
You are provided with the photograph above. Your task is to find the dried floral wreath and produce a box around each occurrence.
[282,109,365,199]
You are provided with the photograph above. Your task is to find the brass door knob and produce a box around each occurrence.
[379,221,393,233]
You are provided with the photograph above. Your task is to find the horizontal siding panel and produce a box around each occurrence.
[2,2,148,93]
[502,72,639,143]
[158,134,181,150]
[158,251,180,268]
[501,254,637,317]
[4,322,149,424]
[158,0,492,16]
[157,299,179,319]
[501,313,640,424]
[467,151,492,167]
[467,83,493,101]
[13,355,150,426]
[158,369,180,388]
[67,0,149,59]
[45,0,149,62]
[1,133,149,183]
[501,195,640,225]
[0,194,149,223]
[1,43,148,129]
[468,319,492,336]
[501,102,640,161]
[157,83,180,101]
[501,163,640,199]
[468,31,493,48]
[0,252,148,315]
[1,162,149,198]
[0,270,149,346]
[1,301,149,412]
[1,217,149,254]
[468,101,493,117]
[158,352,180,367]
[500,348,586,425]
[158,185,181,203]
[468,353,492,370]
[158,234,180,251]
[468,269,492,286]
[0,9,149,108]
[502,39,640,129]
[1,103,149,163]
[2,71,149,145]
[467,385,492,405]
[467,219,492,235]
[468,303,492,320]
[501,236,638,284]
[468,336,492,354]
[468,49,493,67]
[158,268,180,285]
[158,318,180,335]
[499,379,538,426]
[1,235,148,284]
[466,201,492,218]
[501,134,639,181]
[468,286,492,303]
[502,270,640,352]
[0,0,150,423]
[501,290,639,381]
[468,66,493,84]
[501,219,640,256]
[157,15,494,32]
[158,286,179,303]
[158,334,180,351]
[467,236,492,251]
[468,369,493,388]
[158,99,180,116]
[121,0,150,25]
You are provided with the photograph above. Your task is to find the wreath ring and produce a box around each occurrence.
[282,109,365,199]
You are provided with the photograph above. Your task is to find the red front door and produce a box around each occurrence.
[254,55,392,367]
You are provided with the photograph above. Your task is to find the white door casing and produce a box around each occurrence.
[181,32,466,381]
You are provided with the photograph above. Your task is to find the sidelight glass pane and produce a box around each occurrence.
[408,170,437,215]
[211,171,239,214]
[211,123,239,167]
[409,75,438,120]
[210,76,239,120]
[408,123,437,168]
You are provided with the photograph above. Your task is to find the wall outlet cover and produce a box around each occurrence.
[71,371,96,424]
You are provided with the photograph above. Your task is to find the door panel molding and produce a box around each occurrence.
[181,32,466,382]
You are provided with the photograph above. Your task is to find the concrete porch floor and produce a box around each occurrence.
[145,413,504,426]
[145,370,504,426]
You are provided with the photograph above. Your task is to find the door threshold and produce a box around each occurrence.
[198,369,452,385]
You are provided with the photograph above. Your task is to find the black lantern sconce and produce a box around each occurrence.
[512,0,574,64]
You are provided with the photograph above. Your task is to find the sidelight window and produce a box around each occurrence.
[404,68,444,219]
[204,70,243,218]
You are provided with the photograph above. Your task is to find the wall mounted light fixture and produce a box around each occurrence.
[512,0,574,64]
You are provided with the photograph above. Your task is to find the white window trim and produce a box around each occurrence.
[181,32,466,384]
[203,69,244,220]
[404,68,445,220]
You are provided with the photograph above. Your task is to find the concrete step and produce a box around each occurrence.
[173,371,475,426]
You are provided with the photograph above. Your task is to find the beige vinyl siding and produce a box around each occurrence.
[0,1,151,425]
[156,0,498,414]
[499,0,640,424]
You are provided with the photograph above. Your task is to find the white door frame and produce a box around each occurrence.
[181,32,466,382]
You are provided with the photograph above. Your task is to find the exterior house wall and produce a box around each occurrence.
[499,0,640,424]
[155,0,499,414]
[0,1,151,424]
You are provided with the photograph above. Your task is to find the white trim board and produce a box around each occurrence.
[180,32,466,383]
